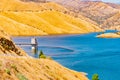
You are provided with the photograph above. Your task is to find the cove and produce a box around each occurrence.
[12,32,120,80]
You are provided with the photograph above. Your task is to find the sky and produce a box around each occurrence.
[102,0,120,3]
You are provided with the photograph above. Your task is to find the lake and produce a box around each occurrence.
[12,31,120,80]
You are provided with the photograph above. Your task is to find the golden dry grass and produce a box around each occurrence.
[0,11,102,36]
[0,0,102,36]
[0,56,88,80]
[0,0,67,11]
[0,14,47,36]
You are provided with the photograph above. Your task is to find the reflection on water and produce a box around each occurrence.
[12,31,120,80]
[38,46,74,56]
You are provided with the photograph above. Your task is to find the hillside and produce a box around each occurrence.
[0,56,88,80]
[49,0,118,23]
[97,33,120,38]
[0,31,88,80]
[0,11,102,36]
[78,1,118,24]
[101,12,120,30]
[0,14,47,36]
[0,0,102,36]
[0,30,26,55]
[106,2,120,9]
[0,0,67,11]
[48,0,120,30]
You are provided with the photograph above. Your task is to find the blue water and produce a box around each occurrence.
[12,32,120,80]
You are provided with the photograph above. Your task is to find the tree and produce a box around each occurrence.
[39,50,46,59]
[92,74,99,80]
[39,50,44,56]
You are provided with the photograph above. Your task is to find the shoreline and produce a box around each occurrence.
[11,31,104,37]
[96,32,120,38]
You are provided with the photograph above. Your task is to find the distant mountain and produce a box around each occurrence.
[20,0,47,2]
[10,0,120,30]
[106,2,120,9]
[102,12,120,30]
[78,1,118,24]
[47,0,120,30]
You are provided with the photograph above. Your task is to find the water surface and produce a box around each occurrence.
[13,32,120,80]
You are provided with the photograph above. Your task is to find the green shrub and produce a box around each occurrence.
[5,68,11,75]
[39,50,46,59]
[0,63,2,67]
[11,64,18,72]
[17,73,28,80]
[11,64,16,68]
[92,74,99,80]
[46,65,50,69]
[0,61,2,66]
[39,54,46,59]
[39,50,52,59]
[39,50,44,56]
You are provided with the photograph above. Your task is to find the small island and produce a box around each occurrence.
[96,32,120,38]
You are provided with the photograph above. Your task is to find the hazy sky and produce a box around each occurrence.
[102,0,120,3]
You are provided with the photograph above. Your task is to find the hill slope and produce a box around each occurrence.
[0,14,47,36]
[48,0,120,30]
[102,12,120,30]
[49,0,118,23]
[106,2,120,9]
[0,0,102,36]
[0,0,67,12]
[0,56,88,80]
